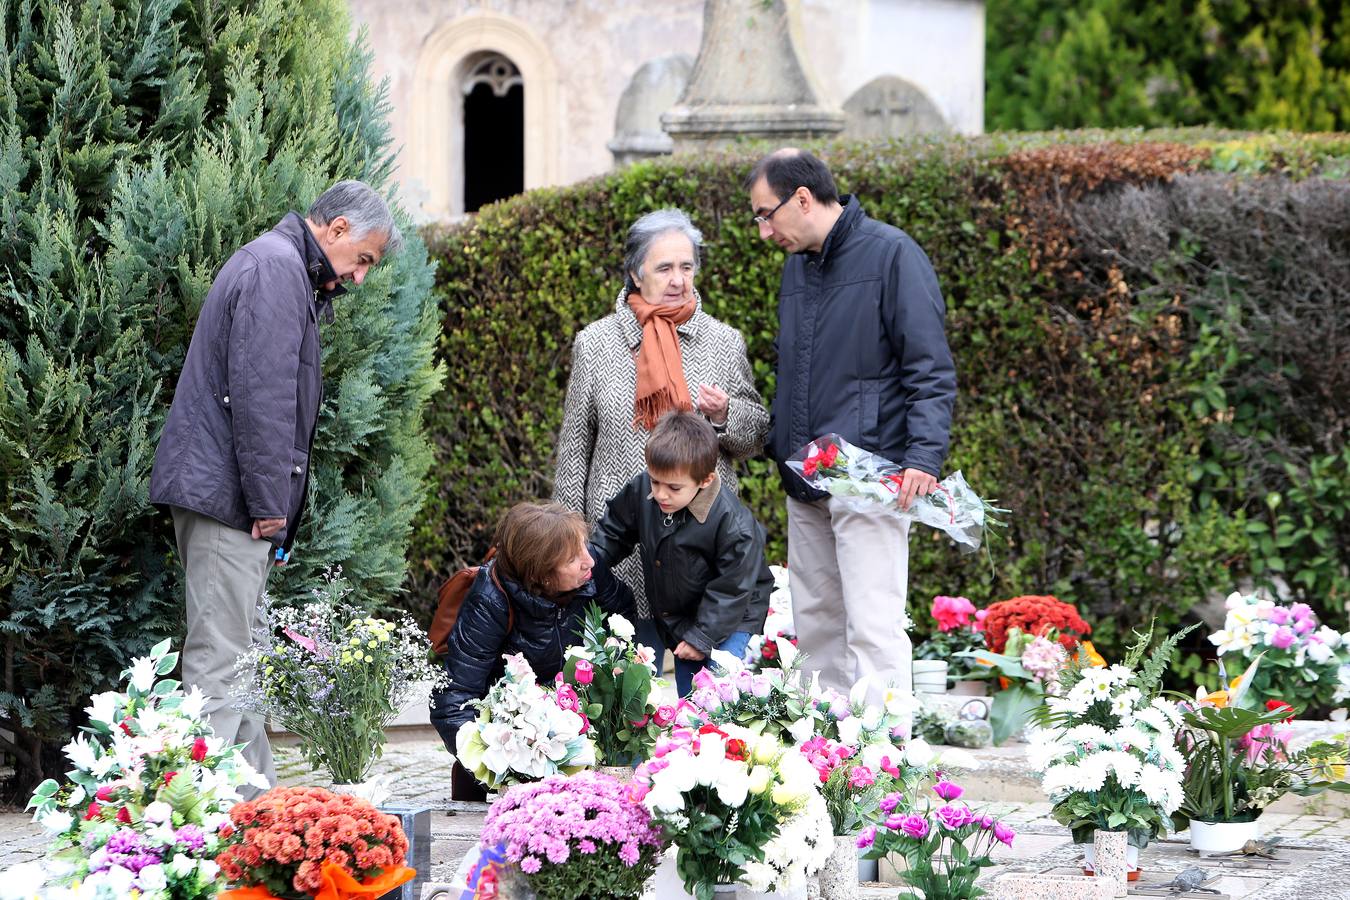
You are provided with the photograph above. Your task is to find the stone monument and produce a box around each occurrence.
[608,55,694,167]
[842,75,951,139]
[661,0,844,153]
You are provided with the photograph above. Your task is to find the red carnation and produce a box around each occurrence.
[821,444,839,467]
[116,806,132,824]
[725,738,748,761]
[164,770,178,785]
[84,802,102,821]
[761,641,778,661]
[191,737,209,762]
[95,785,115,802]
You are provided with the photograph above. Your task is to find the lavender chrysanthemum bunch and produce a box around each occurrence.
[479,771,666,900]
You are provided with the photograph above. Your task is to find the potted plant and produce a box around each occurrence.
[1174,660,1350,852]
[232,572,446,802]
[215,786,414,898]
[914,595,986,695]
[955,626,1069,745]
[1208,590,1350,713]
[559,605,663,772]
[24,640,268,898]
[636,723,832,899]
[858,780,1015,900]
[471,770,666,899]
[1030,624,1193,879]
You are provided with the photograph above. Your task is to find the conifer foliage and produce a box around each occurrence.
[0,0,441,794]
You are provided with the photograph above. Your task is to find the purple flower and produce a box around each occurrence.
[856,826,877,848]
[879,792,903,814]
[174,825,206,853]
[619,842,640,866]
[993,821,1016,846]
[125,852,160,874]
[884,813,906,830]
[577,839,597,855]
[935,804,975,830]
[1270,627,1296,650]
[520,855,542,874]
[933,780,964,802]
[898,815,930,840]
[1295,618,1317,636]
[1269,607,1291,625]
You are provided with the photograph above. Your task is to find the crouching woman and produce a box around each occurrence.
[430,502,634,795]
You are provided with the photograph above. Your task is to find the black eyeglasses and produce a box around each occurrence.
[752,191,797,226]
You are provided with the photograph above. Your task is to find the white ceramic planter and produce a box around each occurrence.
[912,660,949,694]
[1189,819,1260,853]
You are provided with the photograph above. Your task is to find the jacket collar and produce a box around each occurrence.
[488,558,596,618]
[807,194,864,266]
[275,212,346,323]
[686,473,721,524]
[613,287,708,350]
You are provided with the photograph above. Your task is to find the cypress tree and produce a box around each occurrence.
[0,0,441,794]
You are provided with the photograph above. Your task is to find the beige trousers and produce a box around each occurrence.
[172,507,277,789]
[786,495,913,709]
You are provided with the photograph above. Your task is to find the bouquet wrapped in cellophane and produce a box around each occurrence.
[786,434,1005,552]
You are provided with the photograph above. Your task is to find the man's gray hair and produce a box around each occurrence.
[623,208,703,292]
[307,180,404,257]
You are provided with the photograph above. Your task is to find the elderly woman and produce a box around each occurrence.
[430,502,633,796]
[553,208,769,664]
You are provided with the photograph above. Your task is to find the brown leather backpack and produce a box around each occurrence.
[429,548,509,656]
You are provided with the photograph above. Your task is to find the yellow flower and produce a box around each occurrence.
[340,652,352,664]
[367,640,378,649]
[747,765,773,795]
[363,653,374,662]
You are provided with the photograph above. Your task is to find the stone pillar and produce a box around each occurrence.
[661,0,844,153]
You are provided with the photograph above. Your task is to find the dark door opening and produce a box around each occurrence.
[463,56,524,213]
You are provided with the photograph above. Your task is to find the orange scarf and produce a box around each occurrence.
[627,291,695,429]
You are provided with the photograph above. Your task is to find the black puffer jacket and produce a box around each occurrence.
[590,473,772,655]
[429,555,634,751]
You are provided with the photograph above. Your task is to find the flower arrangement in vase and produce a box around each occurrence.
[232,571,445,798]
[22,640,268,900]
[857,780,1014,900]
[1174,658,1350,851]
[1030,624,1193,875]
[956,625,1070,745]
[635,723,831,899]
[473,770,666,900]
[914,595,987,686]
[214,786,413,899]
[558,606,663,766]
[682,650,823,744]
[1208,590,1350,712]
[456,653,596,790]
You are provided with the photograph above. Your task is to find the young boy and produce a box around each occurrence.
[590,411,773,696]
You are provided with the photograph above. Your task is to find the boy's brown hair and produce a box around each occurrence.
[644,410,719,482]
[492,502,588,597]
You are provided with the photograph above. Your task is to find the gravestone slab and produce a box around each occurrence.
[609,55,693,166]
[842,75,950,139]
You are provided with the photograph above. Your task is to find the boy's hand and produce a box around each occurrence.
[674,641,705,662]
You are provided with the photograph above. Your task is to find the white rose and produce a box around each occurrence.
[787,717,815,744]
[167,855,196,879]
[903,737,935,767]
[607,614,636,642]
[136,864,167,892]
[143,801,173,824]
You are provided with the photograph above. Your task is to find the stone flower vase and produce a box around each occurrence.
[1090,830,1128,897]
[810,835,861,900]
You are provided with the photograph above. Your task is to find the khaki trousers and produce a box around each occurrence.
[786,495,913,712]
[172,507,277,789]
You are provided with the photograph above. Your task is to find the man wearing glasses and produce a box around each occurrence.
[746,148,956,715]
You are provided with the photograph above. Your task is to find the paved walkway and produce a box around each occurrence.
[5,727,1350,896]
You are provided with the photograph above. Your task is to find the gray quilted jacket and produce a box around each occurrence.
[552,290,770,617]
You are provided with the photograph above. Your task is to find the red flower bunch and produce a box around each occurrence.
[215,786,411,899]
[801,442,841,477]
[981,595,1090,653]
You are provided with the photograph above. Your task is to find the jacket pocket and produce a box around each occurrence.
[859,378,884,446]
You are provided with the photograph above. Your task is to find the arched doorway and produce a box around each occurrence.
[462,53,524,212]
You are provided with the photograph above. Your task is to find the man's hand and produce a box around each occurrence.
[252,517,286,540]
[674,641,706,662]
[695,383,730,425]
[896,468,937,511]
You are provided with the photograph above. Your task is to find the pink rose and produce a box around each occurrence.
[574,659,594,685]
[654,705,676,727]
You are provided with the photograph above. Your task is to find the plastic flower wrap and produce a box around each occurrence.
[558,605,663,764]
[455,654,596,790]
[232,570,447,790]
[786,434,1005,552]
[743,565,799,672]
[635,724,831,896]
[681,650,823,744]
[19,640,268,900]
[474,771,666,899]
[859,779,1014,900]
[214,785,413,898]
[1208,590,1350,710]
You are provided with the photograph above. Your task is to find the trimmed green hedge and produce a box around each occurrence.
[416,130,1350,673]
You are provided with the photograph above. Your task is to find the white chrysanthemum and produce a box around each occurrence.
[1027,729,1070,771]
[1064,724,1111,746]
[34,808,74,835]
[1047,693,1091,716]
[1150,697,1184,727]
[1099,750,1142,788]
[740,860,777,893]
[1074,754,1110,792]
[1133,707,1172,736]
[0,861,50,899]
[1136,763,1182,813]
[1156,743,1187,775]
[1109,726,1152,752]
[1110,688,1142,716]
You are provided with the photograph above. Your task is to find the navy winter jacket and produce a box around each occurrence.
[768,196,957,500]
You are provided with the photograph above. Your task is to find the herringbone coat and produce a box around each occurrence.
[552,290,770,617]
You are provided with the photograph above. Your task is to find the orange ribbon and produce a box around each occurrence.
[219,864,415,900]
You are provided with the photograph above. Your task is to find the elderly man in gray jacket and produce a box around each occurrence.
[150,181,402,782]
[747,149,957,714]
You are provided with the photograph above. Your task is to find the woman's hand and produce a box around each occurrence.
[674,641,706,661]
[696,383,729,425]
